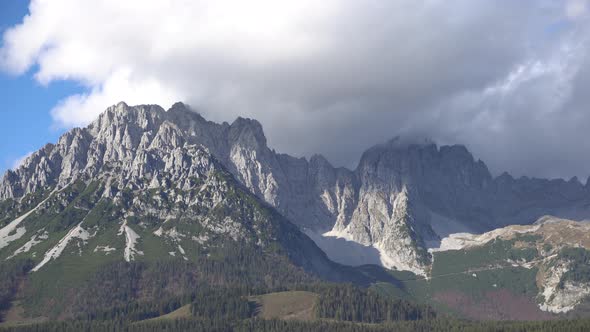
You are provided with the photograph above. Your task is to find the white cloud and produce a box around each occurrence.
[566,0,589,19]
[412,31,590,179]
[1,0,590,179]
[50,68,181,128]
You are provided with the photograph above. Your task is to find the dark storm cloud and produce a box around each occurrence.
[2,0,590,179]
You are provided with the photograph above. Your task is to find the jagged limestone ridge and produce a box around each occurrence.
[2,101,590,275]
[0,140,356,283]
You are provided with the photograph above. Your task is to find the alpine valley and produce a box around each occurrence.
[1,102,590,330]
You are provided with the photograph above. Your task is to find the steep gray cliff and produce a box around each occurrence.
[2,102,590,275]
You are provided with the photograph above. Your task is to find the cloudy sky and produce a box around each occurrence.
[1,0,589,180]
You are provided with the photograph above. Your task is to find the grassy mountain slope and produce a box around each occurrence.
[0,147,380,320]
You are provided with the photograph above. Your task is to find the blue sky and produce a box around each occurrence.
[0,1,589,180]
[0,1,82,174]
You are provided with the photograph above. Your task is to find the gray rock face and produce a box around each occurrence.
[3,102,590,275]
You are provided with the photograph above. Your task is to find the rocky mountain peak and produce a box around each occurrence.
[384,136,435,148]
[228,117,267,149]
[3,102,590,277]
[355,138,492,195]
[166,102,209,128]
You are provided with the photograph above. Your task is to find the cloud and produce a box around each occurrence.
[1,0,590,179]
[50,68,180,128]
[566,0,589,19]
[410,30,590,179]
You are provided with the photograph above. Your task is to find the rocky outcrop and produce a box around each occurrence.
[432,216,590,313]
[2,102,590,275]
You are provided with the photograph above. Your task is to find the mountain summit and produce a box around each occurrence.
[3,102,590,278]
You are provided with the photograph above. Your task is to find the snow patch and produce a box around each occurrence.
[118,220,144,262]
[307,229,427,276]
[322,228,353,240]
[32,223,90,272]
[305,229,382,267]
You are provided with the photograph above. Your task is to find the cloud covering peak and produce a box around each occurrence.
[1,0,590,179]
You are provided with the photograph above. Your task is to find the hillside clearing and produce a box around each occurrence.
[251,291,318,321]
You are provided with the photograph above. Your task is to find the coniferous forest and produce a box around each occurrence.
[0,251,588,331]
[1,267,590,331]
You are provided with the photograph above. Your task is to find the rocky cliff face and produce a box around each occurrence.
[3,102,590,276]
[0,117,360,285]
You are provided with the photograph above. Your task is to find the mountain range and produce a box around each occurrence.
[2,102,590,322]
